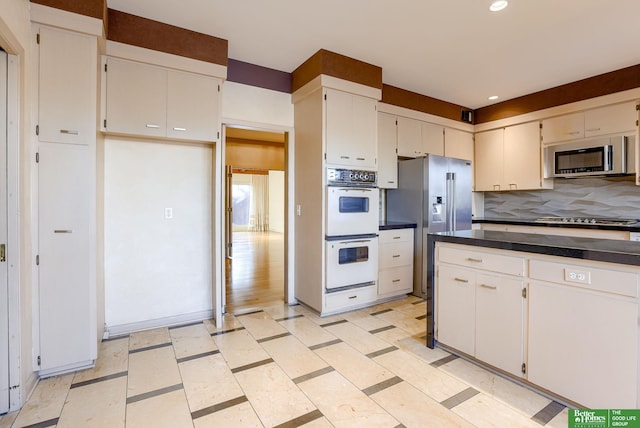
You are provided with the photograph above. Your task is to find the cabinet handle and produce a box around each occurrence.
[585,127,600,132]
[509,183,517,189]
[54,229,73,233]
[387,181,395,184]
[466,257,483,263]
[567,131,581,135]
[146,124,160,129]
[173,127,187,132]
[454,277,469,283]
[493,184,500,190]
[392,236,401,239]
[348,295,357,300]
[356,157,365,161]
[60,129,79,135]
[340,156,350,159]
[392,254,401,258]
[480,284,497,290]
[392,279,401,283]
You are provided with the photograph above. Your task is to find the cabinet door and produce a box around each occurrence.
[541,112,584,144]
[397,116,423,158]
[377,113,398,188]
[503,122,542,190]
[325,88,376,168]
[436,264,475,355]
[475,273,524,377]
[444,128,474,188]
[105,57,167,138]
[38,26,96,145]
[474,129,504,191]
[584,101,637,137]
[528,280,638,408]
[38,143,94,370]
[421,122,444,155]
[167,71,219,141]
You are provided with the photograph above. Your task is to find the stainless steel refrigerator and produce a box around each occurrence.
[387,155,472,298]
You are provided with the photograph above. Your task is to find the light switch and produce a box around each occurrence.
[164,207,173,219]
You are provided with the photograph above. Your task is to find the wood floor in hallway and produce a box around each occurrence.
[225,231,285,313]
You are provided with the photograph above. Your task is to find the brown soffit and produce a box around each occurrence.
[382,84,473,124]
[227,59,291,94]
[475,63,640,124]
[291,49,382,93]
[30,0,107,21]
[107,9,228,67]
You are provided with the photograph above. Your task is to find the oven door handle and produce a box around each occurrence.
[338,239,372,245]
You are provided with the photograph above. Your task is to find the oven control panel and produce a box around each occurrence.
[327,168,377,187]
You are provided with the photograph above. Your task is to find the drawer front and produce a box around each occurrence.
[378,265,413,296]
[438,245,525,276]
[325,285,377,312]
[530,259,638,297]
[379,241,413,269]
[379,228,413,244]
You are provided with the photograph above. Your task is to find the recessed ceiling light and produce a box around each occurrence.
[488,95,499,100]
[489,1,508,12]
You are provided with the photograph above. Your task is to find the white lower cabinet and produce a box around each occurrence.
[378,229,414,299]
[435,242,640,408]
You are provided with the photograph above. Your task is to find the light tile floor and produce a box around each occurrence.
[0,296,569,428]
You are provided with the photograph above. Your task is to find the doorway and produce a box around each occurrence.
[0,49,9,415]
[223,126,287,313]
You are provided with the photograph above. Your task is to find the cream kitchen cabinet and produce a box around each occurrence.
[436,243,526,376]
[377,112,398,188]
[444,128,474,188]
[325,88,377,168]
[528,258,638,408]
[541,102,637,144]
[378,228,413,299]
[104,57,220,142]
[36,26,97,145]
[397,116,444,158]
[475,121,547,191]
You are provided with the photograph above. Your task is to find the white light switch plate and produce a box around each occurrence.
[164,207,173,219]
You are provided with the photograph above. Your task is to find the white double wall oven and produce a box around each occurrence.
[325,167,379,292]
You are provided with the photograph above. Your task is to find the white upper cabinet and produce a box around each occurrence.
[325,88,377,169]
[542,101,637,144]
[584,101,637,138]
[476,122,546,191]
[37,26,97,145]
[167,70,219,141]
[104,57,220,142]
[377,112,398,188]
[105,57,167,138]
[444,128,474,187]
[421,122,444,156]
[397,116,423,158]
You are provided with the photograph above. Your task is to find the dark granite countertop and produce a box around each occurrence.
[428,229,640,266]
[473,217,640,233]
[379,221,417,230]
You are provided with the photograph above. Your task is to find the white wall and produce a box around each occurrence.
[269,170,285,233]
[104,137,213,330]
[222,81,294,127]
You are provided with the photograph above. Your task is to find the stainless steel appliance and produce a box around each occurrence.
[543,135,636,178]
[325,236,378,292]
[536,216,639,226]
[325,167,379,294]
[326,168,379,237]
[387,155,472,297]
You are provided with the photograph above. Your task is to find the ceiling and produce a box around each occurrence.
[107,0,640,109]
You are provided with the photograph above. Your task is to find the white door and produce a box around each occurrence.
[38,143,91,371]
[0,49,9,415]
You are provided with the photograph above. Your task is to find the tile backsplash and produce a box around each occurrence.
[484,177,640,219]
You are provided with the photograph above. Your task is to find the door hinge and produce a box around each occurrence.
[35,124,39,136]
[103,119,107,128]
[324,93,327,101]
[104,63,107,72]
[36,254,39,266]
[324,153,327,160]
[636,119,639,127]
[539,122,543,129]
[36,33,40,44]
[218,84,220,92]
[636,104,639,111]
[521,363,526,374]
[0,244,6,262]
[35,152,39,163]
[37,355,41,366]
[522,287,527,298]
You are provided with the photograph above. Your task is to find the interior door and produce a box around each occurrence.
[0,49,9,415]
[225,165,233,258]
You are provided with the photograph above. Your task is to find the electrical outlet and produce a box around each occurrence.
[564,268,591,284]
[164,207,173,219]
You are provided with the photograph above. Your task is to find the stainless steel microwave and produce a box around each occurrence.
[543,135,636,178]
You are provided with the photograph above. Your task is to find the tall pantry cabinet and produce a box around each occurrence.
[32,23,98,375]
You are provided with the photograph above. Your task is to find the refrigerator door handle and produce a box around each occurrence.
[445,172,456,233]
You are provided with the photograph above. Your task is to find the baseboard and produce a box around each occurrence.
[105,310,213,338]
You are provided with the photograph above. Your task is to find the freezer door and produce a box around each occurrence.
[426,154,448,233]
